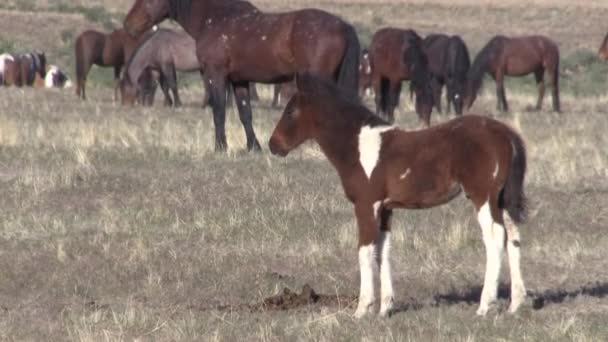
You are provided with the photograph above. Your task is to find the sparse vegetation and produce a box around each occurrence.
[0,1,607,341]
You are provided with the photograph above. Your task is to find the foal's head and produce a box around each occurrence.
[268,83,315,157]
[124,0,172,37]
[599,33,608,61]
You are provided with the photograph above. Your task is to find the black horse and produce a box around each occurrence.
[423,34,471,115]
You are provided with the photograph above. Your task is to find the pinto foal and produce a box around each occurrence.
[269,74,528,318]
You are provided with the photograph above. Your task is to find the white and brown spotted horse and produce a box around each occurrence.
[269,74,528,318]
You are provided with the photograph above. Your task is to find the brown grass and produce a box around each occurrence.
[0,1,607,341]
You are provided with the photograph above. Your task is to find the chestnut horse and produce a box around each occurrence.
[74,28,147,100]
[422,34,471,115]
[269,74,528,318]
[464,35,561,112]
[124,0,360,152]
[369,28,434,125]
[0,52,46,87]
[599,32,608,60]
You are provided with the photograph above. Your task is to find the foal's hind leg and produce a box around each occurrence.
[354,201,381,318]
[504,213,526,313]
[495,72,509,112]
[377,207,394,317]
[476,199,506,316]
[534,69,545,111]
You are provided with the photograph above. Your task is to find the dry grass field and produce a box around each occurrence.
[0,1,608,341]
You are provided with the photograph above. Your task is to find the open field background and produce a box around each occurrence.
[1,0,608,340]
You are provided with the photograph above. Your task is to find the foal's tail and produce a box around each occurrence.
[337,23,360,98]
[501,131,528,224]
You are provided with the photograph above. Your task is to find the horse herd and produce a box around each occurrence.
[2,0,608,319]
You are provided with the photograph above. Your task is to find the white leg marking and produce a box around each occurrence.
[476,201,505,316]
[358,125,396,179]
[504,213,526,313]
[355,244,376,318]
[373,201,381,219]
[492,162,499,179]
[399,168,411,180]
[378,231,394,317]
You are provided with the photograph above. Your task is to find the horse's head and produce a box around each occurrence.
[124,0,171,37]
[120,77,138,106]
[449,80,467,115]
[599,33,608,61]
[269,75,317,157]
[36,52,47,79]
[404,38,433,125]
[462,78,479,112]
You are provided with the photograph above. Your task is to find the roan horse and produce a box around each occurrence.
[599,32,608,60]
[0,52,47,87]
[464,35,561,112]
[269,74,528,318]
[422,34,471,115]
[120,28,201,107]
[369,28,434,125]
[124,0,360,152]
[74,28,147,100]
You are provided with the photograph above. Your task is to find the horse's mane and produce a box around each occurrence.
[468,35,506,94]
[169,0,193,21]
[296,74,388,128]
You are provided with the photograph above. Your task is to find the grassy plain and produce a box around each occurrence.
[0,1,607,340]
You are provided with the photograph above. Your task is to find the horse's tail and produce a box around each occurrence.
[337,23,360,98]
[500,130,528,224]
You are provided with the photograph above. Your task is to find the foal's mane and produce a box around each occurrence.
[297,74,388,128]
[468,35,506,94]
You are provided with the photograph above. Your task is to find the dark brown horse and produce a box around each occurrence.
[369,28,434,125]
[464,35,561,112]
[0,52,46,87]
[74,28,147,100]
[422,34,470,115]
[599,32,608,60]
[124,0,360,152]
[269,74,528,318]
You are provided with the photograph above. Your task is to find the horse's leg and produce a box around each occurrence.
[159,73,173,107]
[446,82,453,114]
[504,213,526,313]
[386,80,401,123]
[476,198,506,316]
[354,201,380,318]
[249,83,259,102]
[550,62,561,112]
[200,72,211,108]
[161,63,181,107]
[495,71,508,112]
[534,68,545,111]
[272,83,281,108]
[207,74,228,151]
[113,65,121,102]
[233,81,262,151]
[377,207,394,317]
[432,78,443,114]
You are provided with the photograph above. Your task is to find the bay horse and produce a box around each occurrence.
[269,74,528,318]
[369,28,434,125]
[464,35,561,113]
[0,52,46,87]
[422,34,471,115]
[599,32,608,60]
[74,28,147,100]
[124,0,360,152]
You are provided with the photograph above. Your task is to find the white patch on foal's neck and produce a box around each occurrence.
[358,125,395,179]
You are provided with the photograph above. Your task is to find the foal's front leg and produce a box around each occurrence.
[354,202,380,318]
[377,207,394,317]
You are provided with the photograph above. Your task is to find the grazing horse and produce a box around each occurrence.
[369,28,434,125]
[74,28,147,100]
[124,0,360,152]
[464,35,561,112]
[423,34,471,115]
[120,28,201,107]
[269,74,528,318]
[599,32,608,60]
[359,48,373,97]
[0,52,46,87]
